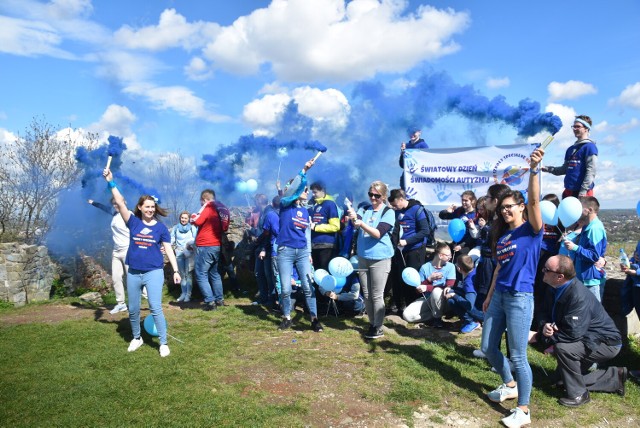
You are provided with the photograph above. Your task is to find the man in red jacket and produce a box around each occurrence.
[191,189,230,311]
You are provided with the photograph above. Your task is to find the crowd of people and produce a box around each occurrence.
[93,115,639,428]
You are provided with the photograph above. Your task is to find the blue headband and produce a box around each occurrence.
[574,118,591,130]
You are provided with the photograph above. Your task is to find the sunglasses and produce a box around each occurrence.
[368,192,382,199]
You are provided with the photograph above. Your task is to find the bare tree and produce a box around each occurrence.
[147,151,202,224]
[0,117,99,243]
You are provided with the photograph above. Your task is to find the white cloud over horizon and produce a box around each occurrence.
[548,80,597,101]
[610,82,640,109]
[486,77,510,89]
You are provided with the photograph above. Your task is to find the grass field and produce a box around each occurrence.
[1,282,639,428]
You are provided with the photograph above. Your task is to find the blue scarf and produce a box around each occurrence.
[176,223,192,234]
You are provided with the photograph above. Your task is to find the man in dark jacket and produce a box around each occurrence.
[388,189,432,314]
[399,127,428,190]
[538,255,627,407]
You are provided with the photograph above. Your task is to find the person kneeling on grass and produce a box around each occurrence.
[445,255,484,333]
[320,271,365,317]
[402,242,456,328]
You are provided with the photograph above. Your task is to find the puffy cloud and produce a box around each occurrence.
[486,77,510,89]
[242,87,350,136]
[184,56,214,81]
[203,0,469,82]
[0,128,17,146]
[610,82,640,109]
[113,9,220,51]
[123,83,231,123]
[547,80,597,101]
[86,104,139,149]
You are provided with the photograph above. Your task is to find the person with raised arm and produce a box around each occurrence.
[103,168,181,358]
[479,148,545,428]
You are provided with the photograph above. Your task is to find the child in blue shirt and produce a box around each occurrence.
[445,255,484,333]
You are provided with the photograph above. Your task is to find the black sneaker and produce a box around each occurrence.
[365,327,384,339]
[278,318,292,330]
[203,302,217,311]
[215,300,228,307]
[311,318,324,332]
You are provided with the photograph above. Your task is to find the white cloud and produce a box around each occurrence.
[202,0,469,82]
[86,104,139,150]
[242,86,351,136]
[123,83,231,123]
[95,50,165,83]
[547,80,597,101]
[113,9,220,52]
[0,128,17,146]
[0,15,75,58]
[486,77,510,89]
[610,82,640,109]
[184,56,214,81]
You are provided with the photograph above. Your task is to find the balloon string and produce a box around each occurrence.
[168,334,184,344]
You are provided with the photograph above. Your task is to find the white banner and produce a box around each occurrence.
[403,144,540,206]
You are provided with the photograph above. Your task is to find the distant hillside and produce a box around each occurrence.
[600,209,639,244]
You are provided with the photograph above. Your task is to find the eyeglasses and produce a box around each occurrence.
[542,267,561,274]
[500,203,521,212]
[368,192,382,199]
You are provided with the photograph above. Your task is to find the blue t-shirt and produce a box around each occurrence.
[262,209,280,254]
[278,203,310,249]
[125,215,171,271]
[418,261,456,287]
[356,206,396,260]
[309,198,339,245]
[563,140,597,191]
[495,221,543,293]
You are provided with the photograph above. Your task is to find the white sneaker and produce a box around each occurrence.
[473,349,486,359]
[159,344,170,357]
[487,383,518,403]
[110,303,128,314]
[128,337,144,352]
[501,407,531,428]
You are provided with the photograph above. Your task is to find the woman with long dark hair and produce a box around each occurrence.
[480,148,545,428]
[103,168,181,357]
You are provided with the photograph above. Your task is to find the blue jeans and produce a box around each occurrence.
[127,268,167,345]
[481,290,533,406]
[277,246,317,318]
[586,285,601,302]
[176,252,192,298]
[447,292,484,324]
[195,246,224,303]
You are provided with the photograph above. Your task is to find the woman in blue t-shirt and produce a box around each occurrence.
[276,157,323,333]
[104,168,181,358]
[480,148,545,428]
[347,181,396,340]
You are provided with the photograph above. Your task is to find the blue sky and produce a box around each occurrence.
[1,0,639,208]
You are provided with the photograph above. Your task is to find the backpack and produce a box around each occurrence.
[416,205,438,248]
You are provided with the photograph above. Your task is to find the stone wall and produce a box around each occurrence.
[0,243,58,307]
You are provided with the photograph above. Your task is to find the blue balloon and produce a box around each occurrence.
[401,267,421,287]
[313,268,329,285]
[319,275,347,293]
[557,196,582,226]
[246,179,258,192]
[447,218,466,243]
[143,314,166,337]
[235,181,248,193]
[334,276,346,293]
[540,200,557,225]
[328,257,353,278]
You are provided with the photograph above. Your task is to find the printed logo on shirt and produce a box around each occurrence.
[496,235,516,264]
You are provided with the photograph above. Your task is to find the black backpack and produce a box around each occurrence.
[416,205,438,248]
